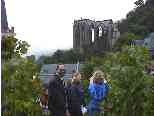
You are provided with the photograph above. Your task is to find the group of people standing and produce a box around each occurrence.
[43,63,109,116]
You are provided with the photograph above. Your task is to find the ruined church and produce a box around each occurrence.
[73,18,120,54]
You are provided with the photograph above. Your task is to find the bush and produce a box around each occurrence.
[2,58,43,115]
[81,46,154,116]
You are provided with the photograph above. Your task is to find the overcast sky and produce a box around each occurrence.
[5,0,137,55]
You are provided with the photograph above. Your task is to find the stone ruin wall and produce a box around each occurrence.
[73,18,120,54]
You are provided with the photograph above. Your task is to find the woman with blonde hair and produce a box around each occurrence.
[87,70,109,116]
[89,70,106,84]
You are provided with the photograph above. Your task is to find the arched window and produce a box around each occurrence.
[98,26,102,37]
[92,29,94,42]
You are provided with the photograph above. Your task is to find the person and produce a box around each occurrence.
[64,79,72,116]
[67,72,84,116]
[87,70,109,116]
[72,72,85,106]
[48,64,68,116]
[39,88,48,109]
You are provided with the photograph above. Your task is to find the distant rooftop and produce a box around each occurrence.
[39,63,82,85]
[132,40,144,45]
[132,32,154,56]
[40,64,79,74]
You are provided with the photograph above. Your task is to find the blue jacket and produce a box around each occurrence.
[88,82,109,104]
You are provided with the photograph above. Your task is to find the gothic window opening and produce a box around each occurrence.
[98,26,102,37]
[92,29,94,42]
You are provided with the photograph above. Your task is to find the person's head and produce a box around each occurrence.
[56,63,65,77]
[42,87,48,95]
[90,70,105,84]
[72,72,81,85]
[72,72,81,81]
[65,79,72,87]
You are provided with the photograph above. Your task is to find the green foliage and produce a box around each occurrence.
[2,32,43,115]
[143,80,154,116]
[134,0,144,8]
[81,63,95,80]
[27,55,36,62]
[1,36,17,60]
[81,56,105,80]
[2,58,43,116]
[114,32,143,51]
[63,49,85,63]
[102,46,153,116]
[82,80,90,104]
[1,35,30,60]
[50,49,65,63]
[15,40,30,57]
[119,0,154,37]
[81,46,153,116]
[43,49,85,64]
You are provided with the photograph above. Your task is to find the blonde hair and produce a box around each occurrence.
[90,70,105,84]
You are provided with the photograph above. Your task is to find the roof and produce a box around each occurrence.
[132,32,154,48]
[143,33,154,48]
[39,64,82,85]
[40,64,78,74]
[131,32,154,57]
[133,40,144,45]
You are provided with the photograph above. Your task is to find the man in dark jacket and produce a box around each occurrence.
[48,64,67,116]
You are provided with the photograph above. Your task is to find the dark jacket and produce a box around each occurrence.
[66,83,83,116]
[76,82,85,106]
[48,74,66,115]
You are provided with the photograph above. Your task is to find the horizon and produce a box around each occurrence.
[5,0,138,55]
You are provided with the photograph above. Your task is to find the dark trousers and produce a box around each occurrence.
[69,106,83,116]
[49,109,66,116]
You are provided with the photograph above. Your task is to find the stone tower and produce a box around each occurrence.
[1,0,8,33]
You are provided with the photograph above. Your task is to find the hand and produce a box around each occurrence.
[66,110,71,116]
[104,79,107,83]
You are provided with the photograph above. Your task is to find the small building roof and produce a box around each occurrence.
[131,32,154,57]
[133,40,144,45]
[39,64,82,85]
[40,64,78,74]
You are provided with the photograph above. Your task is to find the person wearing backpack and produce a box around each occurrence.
[87,70,109,116]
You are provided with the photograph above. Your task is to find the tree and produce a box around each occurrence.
[118,19,128,34]
[62,49,85,63]
[134,0,144,8]
[27,55,36,62]
[42,49,85,64]
[119,0,154,37]
[113,32,142,51]
[102,46,153,116]
[2,31,43,115]
[2,59,43,116]
[81,46,153,116]
[1,35,30,60]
